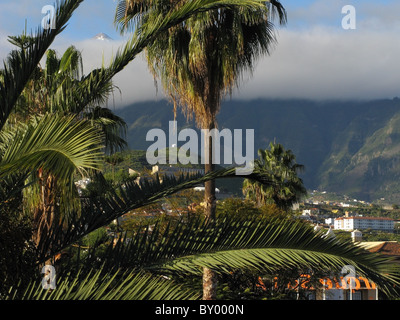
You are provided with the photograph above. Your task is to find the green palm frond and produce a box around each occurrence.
[80,215,400,297]
[59,45,84,79]
[0,0,84,130]
[84,106,128,155]
[11,215,400,300]
[34,166,275,262]
[115,0,283,32]
[0,114,104,182]
[7,268,200,300]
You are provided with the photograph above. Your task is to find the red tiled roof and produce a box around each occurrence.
[368,242,400,256]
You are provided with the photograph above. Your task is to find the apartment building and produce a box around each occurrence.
[334,216,394,232]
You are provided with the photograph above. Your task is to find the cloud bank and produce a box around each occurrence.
[233,26,400,101]
[71,38,163,107]
[1,0,400,107]
[66,25,400,108]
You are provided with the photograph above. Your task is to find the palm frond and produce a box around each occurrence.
[0,0,84,130]
[81,215,400,297]
[34,166,275,262]
[7,268,200,300]
[0,114,104,182]
[83,106,128,155]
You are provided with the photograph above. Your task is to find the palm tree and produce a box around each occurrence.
[115,0,286,221]
[0,115,104,246]
[0,0,86,132]
[243,142,307,210]
[11,43,127,152]
[115,0,287,299]
[105,152,125,181]
[5,40,125,247]
[0,0,103,249]
[0,0,282,295]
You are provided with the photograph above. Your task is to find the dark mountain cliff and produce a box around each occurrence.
[115,97,400,202]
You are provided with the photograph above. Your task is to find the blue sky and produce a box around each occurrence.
[1,0,400,106]
[0,0,123,41]
[0,0,375,40]
[0,0,315,41]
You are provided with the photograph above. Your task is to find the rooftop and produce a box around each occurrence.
[335,216,394,221]
[358,241,400,257]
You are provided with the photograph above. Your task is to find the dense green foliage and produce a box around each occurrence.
[2,0,299,299]
[3,0,400,302]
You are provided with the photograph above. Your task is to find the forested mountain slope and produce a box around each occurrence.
[115,98,400,202]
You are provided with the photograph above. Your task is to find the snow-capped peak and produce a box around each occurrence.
[93,33,113,41]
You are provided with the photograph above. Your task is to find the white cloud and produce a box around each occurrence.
[2,0,400,106]
[5,25,399,107]
[232,25,400,101]
[0,29,15,62]
[71,24,400,106]
[69,38,162,107]
[0,32,161,107]
[357,1,400,31]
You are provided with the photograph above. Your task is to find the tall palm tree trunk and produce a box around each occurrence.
[204,121,217,221]
[202,120,218,300]
[203,267,218,300]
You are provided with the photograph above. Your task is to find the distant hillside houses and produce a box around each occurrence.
[152,165,204,181]
[299,208,320,223]
[303,199,356,207]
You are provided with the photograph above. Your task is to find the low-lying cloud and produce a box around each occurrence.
[1,0,400,107]
[233,26,400,101]
[69,25,400,107]
[72,38,163,107]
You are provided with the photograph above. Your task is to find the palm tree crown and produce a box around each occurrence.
[243,142,307,210]
[116,0,287,128]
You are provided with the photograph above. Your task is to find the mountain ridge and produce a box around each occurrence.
[114,97,400,203]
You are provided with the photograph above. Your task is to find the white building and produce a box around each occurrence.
[193,186,220,193]
[351,229,363,242]
[334,216,394,232]
[325,218,335,226]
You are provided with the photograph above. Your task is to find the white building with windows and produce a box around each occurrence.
[334,216,394,232]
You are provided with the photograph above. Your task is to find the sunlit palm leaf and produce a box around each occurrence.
[87,215,400,297]
[35,167,275,262]
[0,0,84,130]
[8,269,200,300]
[0,114,104,182]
